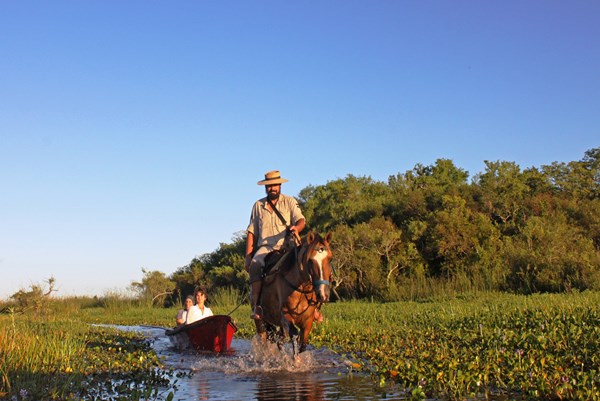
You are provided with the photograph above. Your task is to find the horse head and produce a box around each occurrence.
[304,231,333,303]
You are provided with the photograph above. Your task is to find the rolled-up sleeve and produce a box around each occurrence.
[247,202,259,235]
[289,198,305,225]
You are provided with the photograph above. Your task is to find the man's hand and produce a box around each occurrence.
[290,219,306,236]
[288,225,302,245]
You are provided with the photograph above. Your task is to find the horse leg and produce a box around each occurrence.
[280,321,290,353]
[299,319,314,353]
[278,317,299,355]
[254,318,266,342]
[287,324,300,357]
[275,327,286,351]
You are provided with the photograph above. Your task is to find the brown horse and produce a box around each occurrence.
[256,231,334,355]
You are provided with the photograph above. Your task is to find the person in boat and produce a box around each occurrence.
[245,170,307,321]
[186,286,213,323]
[176,295,194,325]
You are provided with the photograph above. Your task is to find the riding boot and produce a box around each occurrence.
[251,305,263,320]
[250,280,263,320]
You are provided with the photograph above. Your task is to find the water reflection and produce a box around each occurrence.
[254,372,326,401]
[135,326,405,401]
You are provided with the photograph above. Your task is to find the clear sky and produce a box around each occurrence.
[1,1,598,300]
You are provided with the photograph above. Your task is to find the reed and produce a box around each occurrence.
[209,286,245,312]
[0,313,87,398]
[0,310,175,400]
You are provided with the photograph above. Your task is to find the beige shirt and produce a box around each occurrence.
[247,193,305,251]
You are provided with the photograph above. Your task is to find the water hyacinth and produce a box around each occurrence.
[309,291,600,400]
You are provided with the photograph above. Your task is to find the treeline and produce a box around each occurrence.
[143,148,600,304]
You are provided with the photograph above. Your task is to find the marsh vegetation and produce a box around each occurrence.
[2,291,599,400]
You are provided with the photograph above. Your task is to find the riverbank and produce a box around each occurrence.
[1,291,599,400]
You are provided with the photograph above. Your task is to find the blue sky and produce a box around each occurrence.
[1,1,598,299]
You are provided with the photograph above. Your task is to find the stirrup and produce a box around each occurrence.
[251,305,263,320]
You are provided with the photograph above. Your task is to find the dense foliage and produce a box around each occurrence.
[143,148,600,302]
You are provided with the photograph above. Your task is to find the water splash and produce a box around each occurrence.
[190,335,325,374]
[128,325,407,400]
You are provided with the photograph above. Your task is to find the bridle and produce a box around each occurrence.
[284,237,332,298]
[310,244,332,289]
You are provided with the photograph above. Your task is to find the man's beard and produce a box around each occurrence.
[267,191,280,201]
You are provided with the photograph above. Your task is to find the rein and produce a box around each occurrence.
[262,235,331,305]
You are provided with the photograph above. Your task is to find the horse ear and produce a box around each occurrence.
[307,231,315,243]
[325,231,333,243]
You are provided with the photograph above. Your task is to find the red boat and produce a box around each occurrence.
[165,315,237,353]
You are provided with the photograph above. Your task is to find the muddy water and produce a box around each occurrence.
[134,326,406,400]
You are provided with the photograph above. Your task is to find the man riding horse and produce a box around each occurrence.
[245,170,306,322]
[245,171,332,353]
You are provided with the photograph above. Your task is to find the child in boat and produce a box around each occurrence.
[186,287,214,324]
[176,295,194,325]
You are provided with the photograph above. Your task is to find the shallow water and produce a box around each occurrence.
[131,325,406,401]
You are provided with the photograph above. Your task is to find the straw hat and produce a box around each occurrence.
[257,170,288,185]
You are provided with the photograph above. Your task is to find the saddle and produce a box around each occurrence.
[264,249,283,269]
[262,248,289,278]
[261,233,303,279]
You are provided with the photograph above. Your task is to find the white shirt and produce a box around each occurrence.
[185,304,213,324]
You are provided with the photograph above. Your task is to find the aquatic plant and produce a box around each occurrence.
[0,313,176,400]
[310,292,600,400]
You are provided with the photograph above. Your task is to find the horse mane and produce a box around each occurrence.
[273,232,326,277]
[298,232,324,270]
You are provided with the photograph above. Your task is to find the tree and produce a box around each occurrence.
[330,217,425,300]
[474,160,529,233]
[299,175,390,231]
[170,233,247,301]
[170,257,206,304]
[130,269,175,306]
[505,212,600,293]
[199,234,247,291]
[542,147,600,200]
[428,195,482,278]
[10,277,57,313]
[387,159,470,229]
